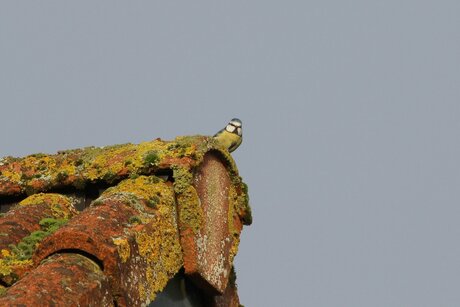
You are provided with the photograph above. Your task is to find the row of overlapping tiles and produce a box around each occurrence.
[0,152,244,307]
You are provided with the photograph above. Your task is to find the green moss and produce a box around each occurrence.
[24,185,37,196]
[56,171,68,182]
[6,217,67,261]
[102,171,117,183]
[29,153,48,159]
[149,176,161,184]
[0,194,77,282]
[74,158,84,166]
[241,181,248,195]
[147,195,160,208]
[231,177,252,225]
[129,173,140,179]
[20,173,32,182]
[39,217,68,233]
[168,135,196,153]
[21,231,48,244]
[91,199,104,206]
[9,243,32,260]
[128,215,143,224]
[9,231,45,260]
[241,182,250,213]
[144,151,160,167]
[0,285,6,297]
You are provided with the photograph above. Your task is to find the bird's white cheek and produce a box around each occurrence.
[226,125,236,133]
[237,128,242,136]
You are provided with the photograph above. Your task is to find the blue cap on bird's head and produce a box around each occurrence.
[229,118,242,128]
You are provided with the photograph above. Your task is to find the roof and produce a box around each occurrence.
[0,136,251,306]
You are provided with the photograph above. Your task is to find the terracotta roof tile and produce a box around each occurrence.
[0,253,113,306]
[0,136,251,306]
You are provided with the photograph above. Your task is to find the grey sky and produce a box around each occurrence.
[1,1,460,306]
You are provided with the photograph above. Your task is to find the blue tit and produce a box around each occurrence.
[213,118,243,152]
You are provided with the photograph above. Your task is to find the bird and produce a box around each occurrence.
[213,118,243,152]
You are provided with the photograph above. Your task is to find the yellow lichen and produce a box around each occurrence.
[1,249,10,258]
[138,283,146,302]
[128,178,183,303]
[0,135,244,197]
[96,175,183,303]
[176,185,203,234]
[18,193,77,219]
[112,237,131,263]
[0,258,32,281]
[0,169,21,182]
[172,165,193,194]
[84,140,171,182]
[0,259,12,276]
[101,176,171,210]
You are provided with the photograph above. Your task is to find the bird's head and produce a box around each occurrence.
[226,118,243,136]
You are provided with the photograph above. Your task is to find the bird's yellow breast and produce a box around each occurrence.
[214,130,242,152]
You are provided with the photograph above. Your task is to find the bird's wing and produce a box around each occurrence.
[228,136,242,152]
[213,128,226,138]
